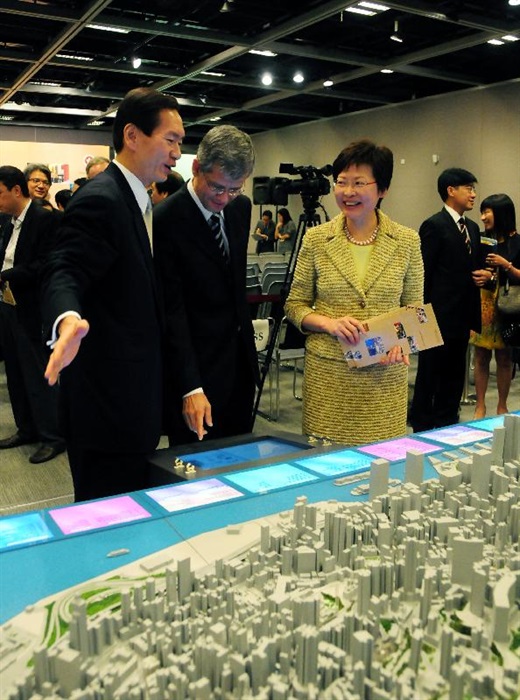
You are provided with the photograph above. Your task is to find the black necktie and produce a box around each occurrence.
[458,217,471,254]
[209,214,228,261]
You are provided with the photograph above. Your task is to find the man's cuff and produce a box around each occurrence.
[47,311,82,349]
[183,387,204,399]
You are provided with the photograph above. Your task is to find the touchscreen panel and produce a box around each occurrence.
[145,478,243,513]
[0,512,53,549]
[294,449,373,477]
[224,463,318,494]
[48,495,152,535]
[176,437,307,471]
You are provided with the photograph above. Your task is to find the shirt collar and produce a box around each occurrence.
[113,159,150,215]
[444,204,465,225]
[187,178,223,224]
[13,200,32,227]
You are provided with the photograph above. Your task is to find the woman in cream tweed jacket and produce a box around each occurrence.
[285,140,424,445]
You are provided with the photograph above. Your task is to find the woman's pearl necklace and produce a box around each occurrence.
[344,221,379,246]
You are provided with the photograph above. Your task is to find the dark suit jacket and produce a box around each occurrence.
[419,208,481,338]
[0,202,57,338]
[41,163,163,453]
[153,186,259,423]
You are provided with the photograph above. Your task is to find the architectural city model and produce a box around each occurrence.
[1,417,519,699]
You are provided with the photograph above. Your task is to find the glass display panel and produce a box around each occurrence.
[294,449,373,477]
[0,512,53,549]
[48,495,152,535]
[358,436,440,462]
[415,425,492,447]
[146,478,243,513]
[176,437,307,470]
[225,463,318,494]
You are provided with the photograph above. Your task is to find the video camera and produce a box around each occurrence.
[253,162,332,207]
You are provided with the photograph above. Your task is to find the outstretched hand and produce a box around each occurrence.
[182,392,213,441]
[45,316,90,386]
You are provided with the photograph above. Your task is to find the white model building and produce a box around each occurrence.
[1,416,519,699]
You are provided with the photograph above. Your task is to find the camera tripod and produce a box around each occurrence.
[250,203,325,427]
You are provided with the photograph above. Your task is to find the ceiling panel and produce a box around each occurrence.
[0,0,518,147]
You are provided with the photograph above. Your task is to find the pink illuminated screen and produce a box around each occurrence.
[49,495,152,535]
[358,437,440,462]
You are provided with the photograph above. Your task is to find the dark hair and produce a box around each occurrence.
[278,207,292,224]
[480,193,516,236]
[262,210,273,219]
[55,188,73,210]
[437,167,478,202]
[73,176,87,189]
[155,171,184,196]
[23,163,51,183]
[332,139,393,191]
[37,199,56,211]
[0,165,30,197]
[113,87,180,153]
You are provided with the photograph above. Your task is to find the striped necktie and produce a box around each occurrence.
[209,214,229,262]
[458,217,471,254]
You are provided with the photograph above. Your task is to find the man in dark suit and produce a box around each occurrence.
[41,87,184,502]
[154,125,259,446]
[0,166,65,463]
[410,167,481,432]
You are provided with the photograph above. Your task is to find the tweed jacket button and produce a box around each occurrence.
[359,300,366,308]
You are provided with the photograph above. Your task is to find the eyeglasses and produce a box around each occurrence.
[202,172,244,198]
[28,177,51,187]
[334,179,377,190]
[458,185,477,193]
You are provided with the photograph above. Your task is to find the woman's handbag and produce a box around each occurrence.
[497,277,520,346]
[497,278,520,316]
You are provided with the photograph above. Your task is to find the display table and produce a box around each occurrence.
[1,415,515,624]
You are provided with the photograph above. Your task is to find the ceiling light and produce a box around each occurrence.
[209,116,221,122]
[201,70,226,77]
[345,7,376,16]
[390,20,403,43]
[30,81,62,87]
[293,71,304,84]
[359,2,390,11]
[132,57,142,69]
[508,0,520,6]
[502,35,519,41]
[87,24,129,34]
[220,1,233,12]
[261,72,273,86]
[87,120,105,126]
[381,68,394,73]
[487,38,504,45]
[56,53,93,61]
[0,115,15,121]
[323,80,334,87]
[249,49,278,57]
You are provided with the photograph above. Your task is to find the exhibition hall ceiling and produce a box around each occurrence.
[1,0,519,149]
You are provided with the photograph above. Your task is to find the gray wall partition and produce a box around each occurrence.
[249,79,520,233]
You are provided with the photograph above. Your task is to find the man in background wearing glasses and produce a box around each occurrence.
[409,167,481,433]
[24,164,52,203]
[154,125,259,446]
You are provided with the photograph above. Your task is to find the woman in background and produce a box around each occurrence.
[471,193,519,418]
[285,139,423,445]
[275,207,297,254]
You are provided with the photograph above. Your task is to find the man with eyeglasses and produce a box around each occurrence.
[154,124,259,446]
[24,164,52,202]
[410,167,481,432]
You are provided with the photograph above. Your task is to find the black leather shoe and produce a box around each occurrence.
[0,433,37,449]
[29,444,66,464]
